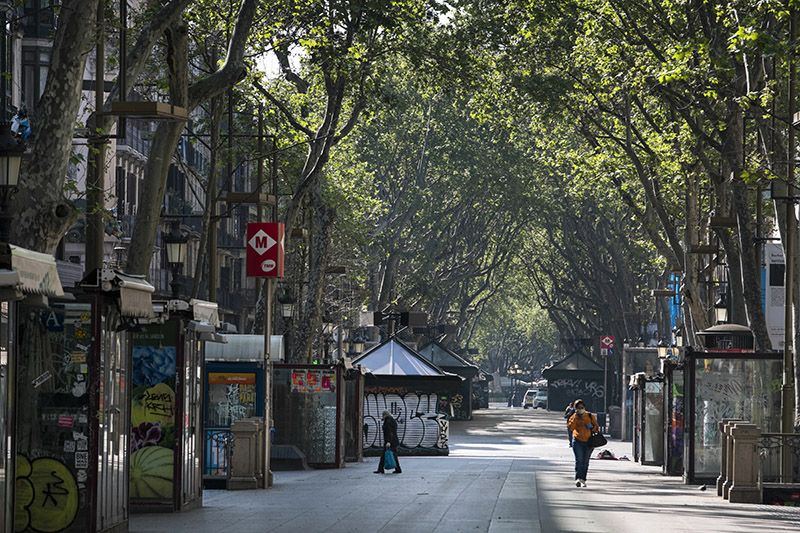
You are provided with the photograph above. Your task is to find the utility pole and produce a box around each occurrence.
[783,7,797,439]
[86,0,107,273]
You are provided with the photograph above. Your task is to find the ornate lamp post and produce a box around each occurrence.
[351,334,366,354]
[672,325,684,348]
[162,221,188,299]
[276,287,296,318]
[656,338,669,359]
[714,292,729,324]
[0,123,24,243]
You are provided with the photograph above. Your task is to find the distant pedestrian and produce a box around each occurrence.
[374,410,401,474]
[564,401,576,447]
[567,399,599,487]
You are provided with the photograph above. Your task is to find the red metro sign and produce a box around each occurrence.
[246,223,285,278]
[600,335,615,349]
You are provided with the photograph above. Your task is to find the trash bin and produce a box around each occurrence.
[608,406,621,439]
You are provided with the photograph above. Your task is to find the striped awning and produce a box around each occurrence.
[7,245,64,297]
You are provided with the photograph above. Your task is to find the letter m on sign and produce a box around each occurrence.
[246,222,285,278]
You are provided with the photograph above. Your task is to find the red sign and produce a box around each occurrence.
[246,223,285,277]
[600,335,615,349]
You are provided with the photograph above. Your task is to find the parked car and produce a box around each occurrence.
[533,390,548,409]
[522,389,537,409]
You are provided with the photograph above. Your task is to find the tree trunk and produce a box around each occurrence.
[293,183,336,362]
[126,23,189,275]
[682,168,708,343]
[732,180,772,349]
[191,96,223,297]
[125,0,257,275]
[12,0,99,253]
[378,250,401,307]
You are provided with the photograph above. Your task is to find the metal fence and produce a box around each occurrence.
[204,429,235,480]
[758,433,800,484]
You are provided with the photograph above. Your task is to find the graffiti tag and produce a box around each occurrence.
[550,378,605,399]
[362,392,449,451]
[15,456,79,533]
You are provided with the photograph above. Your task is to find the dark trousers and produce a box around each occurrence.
[377,444,400,472]
[573,439,590,480]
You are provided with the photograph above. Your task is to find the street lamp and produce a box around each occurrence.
[276,287,296,318]
[656,338,669,359]
[714,292,729,324]
[0,123,24,242]
[162,221,188,298]
[351,334,366,354]
[672,325,684,348]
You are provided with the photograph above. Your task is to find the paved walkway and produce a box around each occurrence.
[130,405,800,532]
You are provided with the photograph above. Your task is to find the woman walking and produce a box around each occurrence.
[374,410,402,474]
[567,399,599,487]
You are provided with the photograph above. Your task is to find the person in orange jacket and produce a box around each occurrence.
[567,399,599,487]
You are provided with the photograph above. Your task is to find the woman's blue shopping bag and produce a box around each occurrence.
[383,449,396,470]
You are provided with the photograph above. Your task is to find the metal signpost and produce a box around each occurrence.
[600,335,615,416]
[246,222,285,488]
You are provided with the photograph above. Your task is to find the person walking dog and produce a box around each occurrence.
[567,399,599,487]
[374,410,402,474]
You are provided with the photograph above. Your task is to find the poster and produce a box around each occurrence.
[130,323,177,501]
[208,372,257,426]
[291,370,307,393]
[321,371,336,392]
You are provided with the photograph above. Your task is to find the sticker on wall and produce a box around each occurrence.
[74,452,88,469]
[63,441,75,453]
[73,432,88,452]
[32,371,52,388]
[71,374,86,397]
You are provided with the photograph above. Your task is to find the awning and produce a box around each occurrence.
[189,298,220,327]
[90,269,154,318]
[9,245,64,297]
[116,273,154,318]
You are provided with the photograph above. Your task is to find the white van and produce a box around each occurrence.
[522,389,537,409]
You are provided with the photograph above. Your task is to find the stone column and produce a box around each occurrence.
[719,419,743,498]
[728,422,761,504]
[228,417,265,490]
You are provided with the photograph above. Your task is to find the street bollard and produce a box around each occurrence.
[719,419,744,499]
[228,417,266,490]
[728,422,762,504]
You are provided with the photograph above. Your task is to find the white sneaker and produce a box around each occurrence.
[580,479,587,487]
[575,480,581,487]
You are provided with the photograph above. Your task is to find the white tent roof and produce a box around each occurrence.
[353,338,446,376]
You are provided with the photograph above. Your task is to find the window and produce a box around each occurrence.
[22,46,50,114]
[23,0,57,39]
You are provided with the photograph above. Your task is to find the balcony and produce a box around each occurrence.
[216,288,257,313]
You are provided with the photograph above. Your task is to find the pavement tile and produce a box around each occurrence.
[432,519,491,533]
[488,518,541,533]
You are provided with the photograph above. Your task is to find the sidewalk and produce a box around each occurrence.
[129,406,800,532]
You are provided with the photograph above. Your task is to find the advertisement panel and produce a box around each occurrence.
[130,323,178,502]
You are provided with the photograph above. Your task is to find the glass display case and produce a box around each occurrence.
[272,364,344,467]
[663,361,684,476]
[684,348,782,483]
